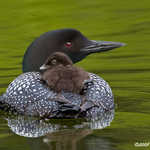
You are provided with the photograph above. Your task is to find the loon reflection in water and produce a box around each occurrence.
[6,109,114,138]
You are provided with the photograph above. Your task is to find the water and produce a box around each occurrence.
[0,0,150,150]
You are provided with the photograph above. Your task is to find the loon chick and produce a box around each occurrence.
[23,28,125,72]
[40,52,93,113]
[40,52,90,94]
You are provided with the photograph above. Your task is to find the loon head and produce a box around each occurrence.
[23,28,125,72]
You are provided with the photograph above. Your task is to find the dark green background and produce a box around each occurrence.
[0,0,150,150]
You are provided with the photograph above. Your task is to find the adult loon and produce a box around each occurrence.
[0,29,124,119]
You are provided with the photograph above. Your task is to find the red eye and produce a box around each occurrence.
[65,42,72,48]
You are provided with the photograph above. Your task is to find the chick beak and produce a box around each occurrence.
[40,64,49,70]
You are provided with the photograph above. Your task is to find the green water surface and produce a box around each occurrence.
[0,0,150,150]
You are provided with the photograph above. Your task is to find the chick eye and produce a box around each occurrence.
[64,42,72,48]
[51,59,57,65]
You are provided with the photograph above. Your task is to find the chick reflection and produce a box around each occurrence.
[43,130,114,150]
[43,129,92,150]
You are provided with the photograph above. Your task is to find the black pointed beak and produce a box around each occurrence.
[81,40,126,54]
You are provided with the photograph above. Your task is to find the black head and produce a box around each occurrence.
[40,52,73,70]
[23,28,125,72]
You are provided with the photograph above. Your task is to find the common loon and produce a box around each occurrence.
[0,29,124,119]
